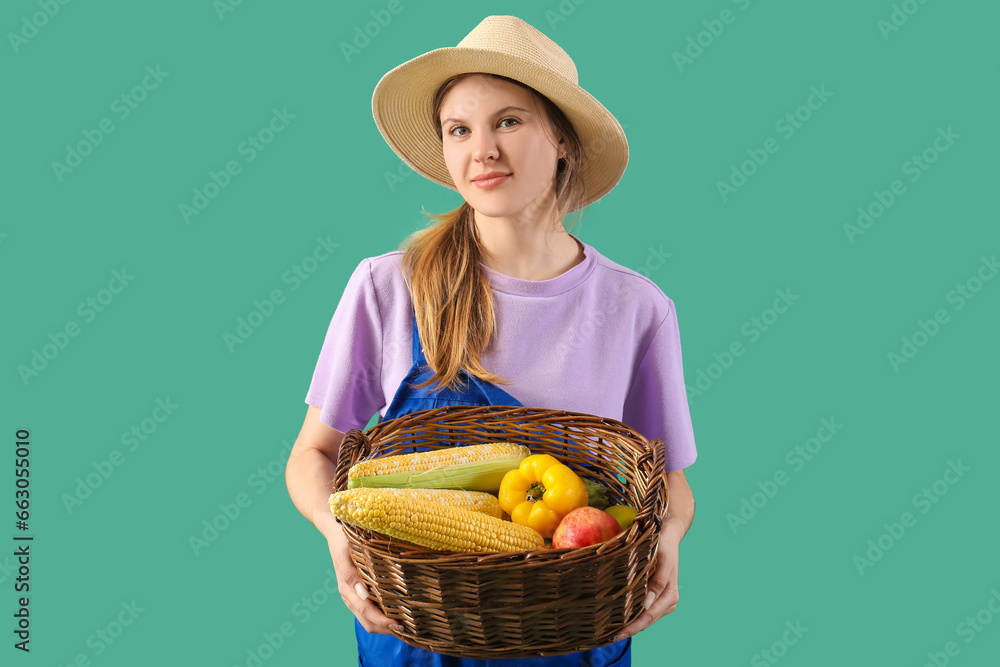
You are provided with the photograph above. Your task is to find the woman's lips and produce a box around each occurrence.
[473,174,511,189]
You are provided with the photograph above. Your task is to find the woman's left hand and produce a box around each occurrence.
[614,525,681,642]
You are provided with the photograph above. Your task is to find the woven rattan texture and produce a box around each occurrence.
[333,405,667,659]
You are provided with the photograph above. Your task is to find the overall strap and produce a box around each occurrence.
[410,305,422,365]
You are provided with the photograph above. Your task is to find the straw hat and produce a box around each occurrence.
[371,15,629,210]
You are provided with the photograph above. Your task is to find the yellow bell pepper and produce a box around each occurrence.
[498,454,589,538]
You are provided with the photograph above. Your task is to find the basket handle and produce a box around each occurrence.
[636,437,668,527]
[333,428,373,492]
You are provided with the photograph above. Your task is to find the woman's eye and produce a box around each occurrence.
[447,118,519,136]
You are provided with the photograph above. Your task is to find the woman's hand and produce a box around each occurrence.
[326,520,401,635]
[613,524,682,642]
[614,467,694,642]
[285,407,400,635]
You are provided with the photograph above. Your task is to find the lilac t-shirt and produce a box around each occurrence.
[304,235,697,472]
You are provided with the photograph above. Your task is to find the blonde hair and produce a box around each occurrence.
[398,73,588,392]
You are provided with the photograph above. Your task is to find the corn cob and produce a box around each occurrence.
[329,487,546,553]
[347,442,530,493]
[333,487,504,518]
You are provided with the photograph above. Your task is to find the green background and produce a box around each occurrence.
[4,1,998,665]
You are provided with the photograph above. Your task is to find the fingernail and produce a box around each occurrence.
[354,583,369,600]
[389,624,404,633]
[614,633,627,642]
[643,592,656,609]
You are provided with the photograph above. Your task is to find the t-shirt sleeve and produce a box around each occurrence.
[304,258,385,433]
[622,299,698,472]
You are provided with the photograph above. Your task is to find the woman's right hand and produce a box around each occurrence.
[285,406,400,635]
[326,520,400,635]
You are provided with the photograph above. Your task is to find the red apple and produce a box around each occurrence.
[551,506,622,548]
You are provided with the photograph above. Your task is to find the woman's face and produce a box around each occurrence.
[439,75,565,220]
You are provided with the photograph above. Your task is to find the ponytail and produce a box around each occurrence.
[399,203,504,392]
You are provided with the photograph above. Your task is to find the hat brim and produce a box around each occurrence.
[372,47,629,211]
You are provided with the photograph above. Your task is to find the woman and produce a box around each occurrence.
[285,15,697,666]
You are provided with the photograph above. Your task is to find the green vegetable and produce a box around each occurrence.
[583,479,610,509]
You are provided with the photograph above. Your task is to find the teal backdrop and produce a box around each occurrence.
[4,1,998,665]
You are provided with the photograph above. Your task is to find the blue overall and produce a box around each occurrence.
[354,310,632,666]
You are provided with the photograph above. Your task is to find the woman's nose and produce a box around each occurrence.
[472,133,499,163]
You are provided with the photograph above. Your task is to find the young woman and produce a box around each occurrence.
[285,15,697,666]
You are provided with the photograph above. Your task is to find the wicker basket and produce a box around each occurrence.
[333,404,668,659]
